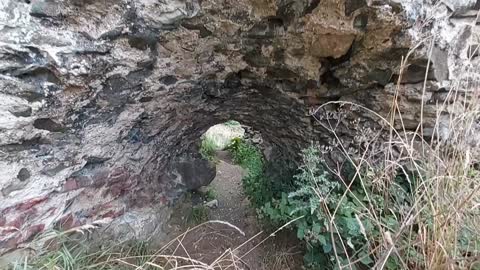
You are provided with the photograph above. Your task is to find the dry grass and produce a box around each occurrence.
[8,218,302,270]
[310,37,480,269]
[260,247,301,270]
[260,236,302,270]
[8,220,248,270]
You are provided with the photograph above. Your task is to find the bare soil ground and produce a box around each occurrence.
[164,151,303,270]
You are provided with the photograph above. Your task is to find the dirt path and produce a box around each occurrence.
[164,151,303,270]
[208,151,256,230]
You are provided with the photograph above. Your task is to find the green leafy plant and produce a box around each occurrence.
[261,146,412,269]
[228,138,260,166]
[227,138,274,207]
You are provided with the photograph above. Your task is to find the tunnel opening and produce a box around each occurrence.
[162,119,305,269]
[198,120,247,163]
[192,118,299,218]
[178,118,270,200]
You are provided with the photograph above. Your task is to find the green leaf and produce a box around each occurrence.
[359,251,374,265]
[385,256,401,270]
[318,234,327,246]
[347,238,355,249]
[297,226,305,239]
[322,242,332,253]
[312,223,322,234]
[344,217,360,235]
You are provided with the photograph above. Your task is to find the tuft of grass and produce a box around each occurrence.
[7,220,255,270]
[199,136,217,162]
[261,247,302,270]
[204,188,216,201]
[228,138,261,168]
[186,205,209,226]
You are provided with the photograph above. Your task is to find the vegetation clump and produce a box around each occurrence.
[199,137,217,162]
[228,138,273,207]
[11,82,480,270]
[228,132,480,270]
[187,205,209,225]
[261,146,413,269]
[203,187,217,201]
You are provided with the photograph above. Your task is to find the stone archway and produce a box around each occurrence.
[1,0,477,254]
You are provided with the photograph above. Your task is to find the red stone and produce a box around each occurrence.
[107,167,130,184]
[83,202,113,218]
[55,213,73,229]
[1,197,45,216]
[128,192,154,208]
[100,209,124,219]
[92,169,109,188]
[23,224,45,242]
[75,175,93,188]
[107,184,123,197]
[6,215,26,229]
[62,178,78,192]
[55,213,81,230]
[6,208,37,229]
[105,177,137,198]
[0,227,19,235]
[14,196,48,212]
[158,195,168,205]
[0,234,21,251]
[0,216,6,226]
[45,207,57,217]
[44,238,60,251]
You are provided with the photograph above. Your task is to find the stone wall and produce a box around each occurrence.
[0,0,478,255]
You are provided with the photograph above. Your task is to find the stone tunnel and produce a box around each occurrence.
[0,0,479,254]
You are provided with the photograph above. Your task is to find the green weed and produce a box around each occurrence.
[204,188,216,201]
[186,205,209,226]
[228,138,273,208]
[199,137,217,162]
[260,146,410,268]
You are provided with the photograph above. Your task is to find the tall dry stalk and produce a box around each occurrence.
[311,37,480,269]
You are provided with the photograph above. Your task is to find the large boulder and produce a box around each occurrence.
[171,156,216,191]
